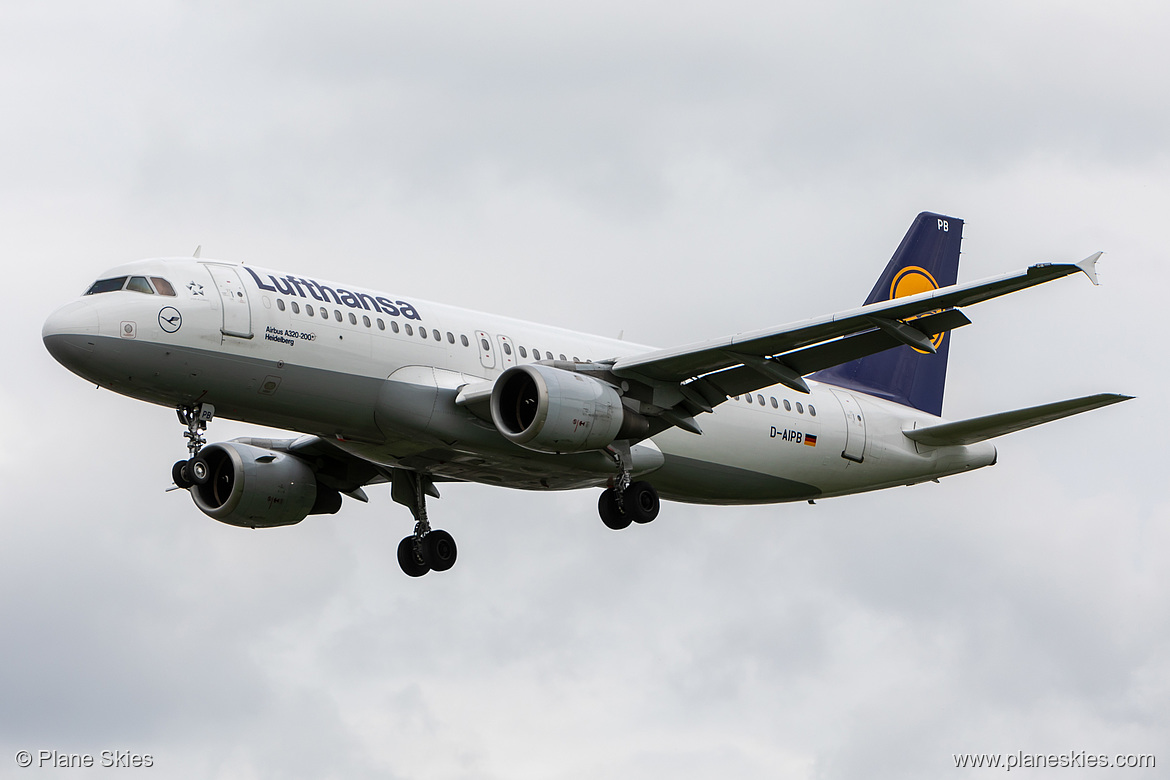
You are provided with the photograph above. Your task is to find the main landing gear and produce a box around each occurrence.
[392,470,457,577]
[171,402,216,490]
[598,481,660,529]
[597,443,660,530]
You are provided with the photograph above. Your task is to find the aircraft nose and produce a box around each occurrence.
[43,300,99,339]
[43,300,100,368]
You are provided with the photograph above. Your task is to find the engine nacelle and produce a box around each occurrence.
[490,364,644,454]
[190,442,332,528]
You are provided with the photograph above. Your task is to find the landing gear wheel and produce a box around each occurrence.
[625,481,660,524]
[189,455,212,485]
[598,489,632,530]
[424,530,458,572]
[172,460,194,489]
[397,536,430,577]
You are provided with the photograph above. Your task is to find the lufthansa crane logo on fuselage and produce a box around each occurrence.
[890,266,944,352]
[158,307,182,333]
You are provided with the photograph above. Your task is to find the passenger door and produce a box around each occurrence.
[203,263,253,339]
[832,389,866,462]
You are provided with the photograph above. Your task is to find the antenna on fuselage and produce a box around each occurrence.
[193,245,202,258]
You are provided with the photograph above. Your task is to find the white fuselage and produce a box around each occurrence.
[42,257,997,505]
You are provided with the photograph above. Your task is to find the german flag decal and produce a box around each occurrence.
[804,434,818,447]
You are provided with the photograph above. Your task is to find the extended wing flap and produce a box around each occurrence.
[903,393,1132,447]
[699,309,971,400]
[783,308,970,375]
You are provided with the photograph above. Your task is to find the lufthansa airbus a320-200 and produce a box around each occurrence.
[43,213,1131,577]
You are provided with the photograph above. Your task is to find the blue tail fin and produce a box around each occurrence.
[811,212,963,417]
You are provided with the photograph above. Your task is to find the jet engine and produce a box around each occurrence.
[490,364,647,454]
[188,441,340,528]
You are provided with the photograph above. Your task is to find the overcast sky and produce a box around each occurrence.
[1,1,1166,778]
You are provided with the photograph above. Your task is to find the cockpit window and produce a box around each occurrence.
[150,277,176,296]
[126,276,154,294]
[85,277,127,295]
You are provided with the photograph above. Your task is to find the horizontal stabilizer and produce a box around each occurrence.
[904,393,1133,446]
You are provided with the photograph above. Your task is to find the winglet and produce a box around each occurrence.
[1076,252,1102,286]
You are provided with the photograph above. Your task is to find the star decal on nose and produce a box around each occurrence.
[187,281,204,296]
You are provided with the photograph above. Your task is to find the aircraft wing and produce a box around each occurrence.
[613,255,1099,385]
[608,255,1101,417]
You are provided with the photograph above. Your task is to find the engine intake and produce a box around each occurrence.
[190,442,336,528]
[490,364,646,454]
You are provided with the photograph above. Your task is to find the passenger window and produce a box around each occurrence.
[391,321,399,333]
[447,332,455,344]
[363,315,370,327]
[432,329,440,341]
[480,338,490,351]
[405,324,413,336]
[420,327,428,339]
[277,299,286,311]
[348,313,357,325]
[292,301,300,314]
[519,346,527,358]
[573,356,580,362]
[796,402,804,414]
[377,318,385,330]
[809,405,816,417]
[559,353,566,361]
[307,306,315,317]
[461,334,469,347]
[319,307,327,317]
[783,400,791,411]
[757,394,765,406]
[503,343,512,355]
[770,397,778,408]
[150,277,176,296]
[85,277,127,295]
[334,310,342,322]
[745,394,752,404]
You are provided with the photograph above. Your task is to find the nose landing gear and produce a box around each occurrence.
[172,403,215,490]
